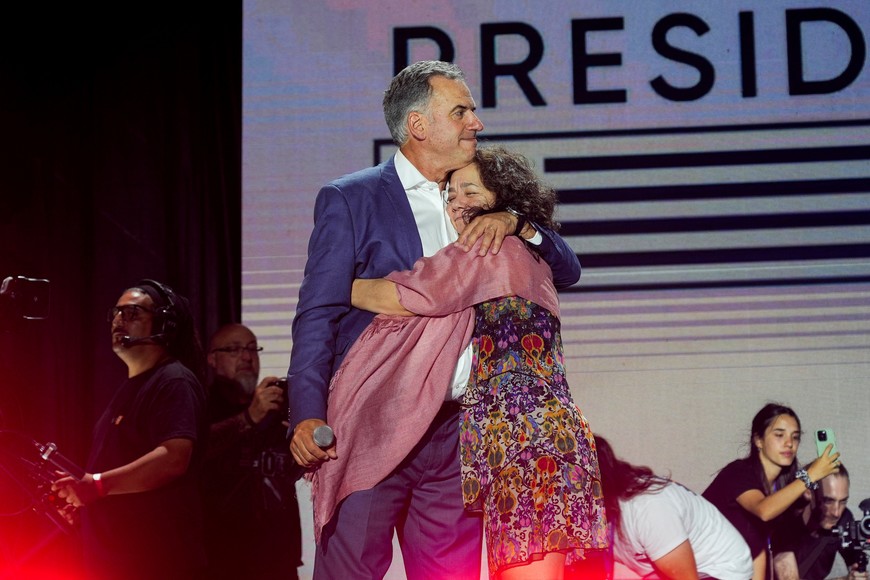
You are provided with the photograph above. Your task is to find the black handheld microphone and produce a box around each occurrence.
[313,425,335,448]
[121,333,167,347]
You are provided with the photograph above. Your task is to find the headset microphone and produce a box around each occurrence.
[121,334,167,347]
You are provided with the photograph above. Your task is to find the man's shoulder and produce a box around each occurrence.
[159,358,198,379]
[325,158,396,191]
[703,458,756,501]
[147,359,203,393]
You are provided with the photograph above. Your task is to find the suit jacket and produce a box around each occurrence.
[288,155,580,428]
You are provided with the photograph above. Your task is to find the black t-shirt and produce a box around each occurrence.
[703,458,770,557]
[82,359,207,580]
[774,507,859,580]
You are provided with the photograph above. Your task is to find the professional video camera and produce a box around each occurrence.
[0,275,50,326]
[831,498,870,573]
[0,430,84,534]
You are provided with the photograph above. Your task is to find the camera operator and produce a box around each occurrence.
[200,323,302,580]
[51,279,208,580]
[773,463,866,580]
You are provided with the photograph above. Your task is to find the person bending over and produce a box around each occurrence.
[595,434,752,580]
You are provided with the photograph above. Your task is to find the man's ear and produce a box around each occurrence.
[802,488,813,502]
[407,111,427,141]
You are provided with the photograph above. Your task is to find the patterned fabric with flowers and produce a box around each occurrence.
[460,296,608,575]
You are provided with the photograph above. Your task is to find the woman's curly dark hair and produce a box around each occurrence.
[455,145,560,231]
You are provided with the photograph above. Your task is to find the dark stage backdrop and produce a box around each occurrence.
[0,4,241,576]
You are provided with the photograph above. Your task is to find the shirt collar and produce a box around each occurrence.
[395,149,440,193]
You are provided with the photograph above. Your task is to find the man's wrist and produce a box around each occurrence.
[505,207,529,238]
[513,215,528,237]
[92,472,107,497]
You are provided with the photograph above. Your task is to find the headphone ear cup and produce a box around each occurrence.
[158,305,178,339]
[136,279,179,342]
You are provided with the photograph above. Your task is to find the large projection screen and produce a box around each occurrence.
[243,2,870,577]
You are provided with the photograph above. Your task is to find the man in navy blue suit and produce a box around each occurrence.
[288,60,581,579]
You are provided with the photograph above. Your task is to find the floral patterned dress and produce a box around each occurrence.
[460,295,608,575]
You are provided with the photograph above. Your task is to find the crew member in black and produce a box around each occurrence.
[201,323,302,580]
[52,279,208,580]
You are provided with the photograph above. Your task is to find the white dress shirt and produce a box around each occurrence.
[394,150,473,401]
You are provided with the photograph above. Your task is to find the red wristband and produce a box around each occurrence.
[93,472,107,497]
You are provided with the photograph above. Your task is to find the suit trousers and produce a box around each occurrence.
[314,402,483,580]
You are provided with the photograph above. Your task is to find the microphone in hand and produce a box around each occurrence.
[313,425,334,448]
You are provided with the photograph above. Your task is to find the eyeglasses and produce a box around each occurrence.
[107,304,153,323]
[210,345,263,357]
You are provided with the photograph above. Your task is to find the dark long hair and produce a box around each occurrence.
[454,146,559,231]
[747,403,801,494]
[595,435,669,538]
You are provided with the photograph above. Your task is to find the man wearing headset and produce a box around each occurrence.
[52,279,208,580]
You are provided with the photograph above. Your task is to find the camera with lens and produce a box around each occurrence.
[831,498,870,572]
[271,377,289,413]
[258,448,294,479]
[272,377,288,394]
[0,276,50,325]
[0,432,83,534]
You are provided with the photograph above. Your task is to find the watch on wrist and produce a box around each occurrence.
[505,207,527,237]
[795,468,818,490]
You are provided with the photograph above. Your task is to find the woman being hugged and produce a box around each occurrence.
[447,147,606,579]
[702,403,841,580]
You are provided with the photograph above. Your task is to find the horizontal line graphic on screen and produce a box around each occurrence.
[546,144,870,172]
[561,210,870,236]
[557,275,870,294]
[580,243,870,268]
[376,118,870,292]
[373,118,870,154]
[559,177,870,204]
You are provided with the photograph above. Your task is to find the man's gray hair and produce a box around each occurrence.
[383,61,466,147]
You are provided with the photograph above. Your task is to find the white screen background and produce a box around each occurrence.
[243,2,870,577]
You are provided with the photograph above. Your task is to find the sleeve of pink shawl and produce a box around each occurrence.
[386,237,552,317]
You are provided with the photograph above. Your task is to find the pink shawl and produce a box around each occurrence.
[309,237,559,541]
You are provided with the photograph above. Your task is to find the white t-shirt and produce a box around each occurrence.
[612,481,753,580]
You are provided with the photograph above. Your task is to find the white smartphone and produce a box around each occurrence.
[814,428,838,458]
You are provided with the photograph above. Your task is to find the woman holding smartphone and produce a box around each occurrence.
[703,403,841,580]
